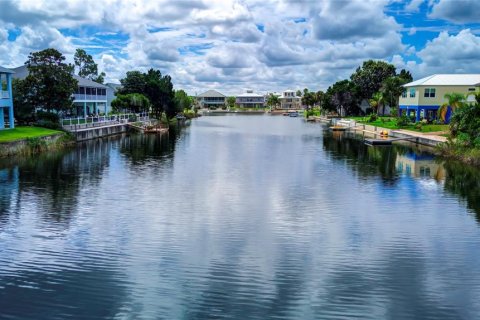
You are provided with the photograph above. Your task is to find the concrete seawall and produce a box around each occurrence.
[72,124,128,142]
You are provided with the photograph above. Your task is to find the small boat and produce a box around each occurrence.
[288,111,299,117]
[282,112,289,116]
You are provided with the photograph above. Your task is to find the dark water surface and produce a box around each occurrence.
[1,115,480,319]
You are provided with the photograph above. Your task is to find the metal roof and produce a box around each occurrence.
[236,91,264,98]
[0,66,14,74]
[404,74,480,87]
[11,65,108,88]
[197,89,226,98]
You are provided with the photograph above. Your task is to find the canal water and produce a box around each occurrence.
[1,115,480,319]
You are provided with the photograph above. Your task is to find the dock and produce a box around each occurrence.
[365,136,418,146]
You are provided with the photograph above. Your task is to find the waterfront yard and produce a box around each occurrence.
[0,126,62,143]
[348,116,450,133]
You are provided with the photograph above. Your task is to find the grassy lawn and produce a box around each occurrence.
[0,126,62,143]
[348,116,450,133]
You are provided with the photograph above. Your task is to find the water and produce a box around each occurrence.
[1,115,480,319]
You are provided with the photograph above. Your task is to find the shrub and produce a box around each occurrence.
[367,113,378,122]
[395,115,410,127]
[35,119,62,130]
[36,111,60,123]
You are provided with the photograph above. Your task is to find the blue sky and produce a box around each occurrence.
[0,0,479,95]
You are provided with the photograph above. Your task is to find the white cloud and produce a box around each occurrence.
[0,0,466,94]
[429,0,480,24]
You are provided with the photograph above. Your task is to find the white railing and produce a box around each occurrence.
[73,93,107,101]
[61,112,149,131]
[1,91,10,99]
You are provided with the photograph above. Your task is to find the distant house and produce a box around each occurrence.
[235,89,265,108]
[105,83,122,112]
[11,65,109,117]
[279,90,301,109]
[399,74,480,122]
[197,90,226,109]
[0,66,14,129]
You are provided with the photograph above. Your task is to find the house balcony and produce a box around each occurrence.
[73,94,107,102]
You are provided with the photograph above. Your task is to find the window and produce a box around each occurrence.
[409,88,416,98]
[468,88,476,92]
[79,87,85,94]
[401,90,407,98]
[424,88,436,98]
[86,87,92,95]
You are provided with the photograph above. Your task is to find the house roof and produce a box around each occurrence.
[197,89,226,98]
[0,66,14,74]
[236,91,264,98]
[404,74,480,87]
[11,65,108,89]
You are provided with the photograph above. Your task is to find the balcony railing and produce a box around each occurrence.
[1,91,10,99]
[73,93,107,101]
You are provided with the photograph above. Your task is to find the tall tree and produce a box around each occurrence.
[266,93,280,109]
[160,75,176,122]
[175,89,193,111]
[350,60,396,100]
[25,48,77,114]
[144,69,164,118]
[326,80,361,116]
[74,49,97,78]
[226,96,236,109]
[296,90,302,97]
[12,78,35,124]
[119,71,146,95]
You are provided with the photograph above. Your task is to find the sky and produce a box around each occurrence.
[0,0,479,95]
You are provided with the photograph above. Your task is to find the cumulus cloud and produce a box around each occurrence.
[429,0,480,24]
[0,0,472,94]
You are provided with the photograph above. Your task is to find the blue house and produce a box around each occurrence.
[0,66,14,129]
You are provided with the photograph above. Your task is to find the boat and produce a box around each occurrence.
[288,110,299,117]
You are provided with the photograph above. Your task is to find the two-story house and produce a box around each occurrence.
[279,90,301,109]
[11,65,109,117]
[0,66,14,129]
[197,90,226,109]
[399,74,480,123]
[235,90,265,108]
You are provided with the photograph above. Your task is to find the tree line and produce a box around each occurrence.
[270,60,413,117]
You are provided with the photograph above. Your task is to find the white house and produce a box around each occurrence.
[235,89,265,108]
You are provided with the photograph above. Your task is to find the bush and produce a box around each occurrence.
[35,119,62,130]
[395,115,410,127]
[36,111,60,123]
[367,113,378,122]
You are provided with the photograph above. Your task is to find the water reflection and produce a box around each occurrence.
[1,117,480,319]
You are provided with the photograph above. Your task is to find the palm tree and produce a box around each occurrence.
[438,92,466,123]
[369,92,384,115]
[266,93,280,110]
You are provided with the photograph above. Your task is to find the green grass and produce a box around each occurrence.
[0,126,62,143]
[348,116,449,133]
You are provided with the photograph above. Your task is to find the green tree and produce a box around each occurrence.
[175,89,193,110]
[74,48,106,83]
[369,92,384,115]
[326,80,361,116]
[144,69,164,119]
[449,101,480,147]
[266,93,280,109]
[350,60,396,100]
[111,93,150,113]
[12,78,35,124]
[25,48,78,114]
[301,89,317,108]
[227,96,236,109]
[296,90,302,97]
[160,75,176,123]
[119,71,146,95]
[438,93,467,123]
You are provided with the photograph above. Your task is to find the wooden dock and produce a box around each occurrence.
[365,136,418,146]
